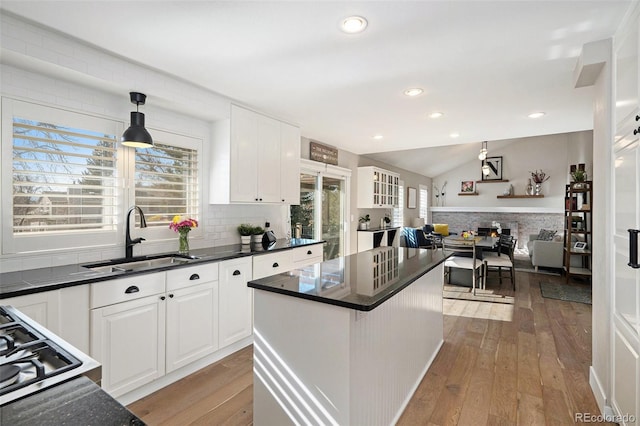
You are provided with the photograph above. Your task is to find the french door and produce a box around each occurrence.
[291,160,350,261]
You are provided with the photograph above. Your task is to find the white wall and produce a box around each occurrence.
[430,131,593,209]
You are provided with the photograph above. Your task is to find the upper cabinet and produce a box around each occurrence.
[210,104,301,204]
[357,166,400,208]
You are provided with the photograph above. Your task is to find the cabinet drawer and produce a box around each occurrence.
[166,263,218,291]
[90,273,165,309]
[253,251,294,280]
[292,245,323,265]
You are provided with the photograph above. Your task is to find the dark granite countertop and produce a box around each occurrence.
[356,226,401,232]
[248,246,446,311]
[0,376,144,426]
[0,239,323,299]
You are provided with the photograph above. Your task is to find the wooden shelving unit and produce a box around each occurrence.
[564,181,592,283]
[497,194,544,199]
[458,192,479,196]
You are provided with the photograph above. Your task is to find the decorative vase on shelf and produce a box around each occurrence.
[526,179,534,195]
[534,183,542,195]
[178,230,190,255]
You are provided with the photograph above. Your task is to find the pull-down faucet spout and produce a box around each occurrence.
[125,205,147,258]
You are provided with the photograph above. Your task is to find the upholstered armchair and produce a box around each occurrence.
[527,234,564,271]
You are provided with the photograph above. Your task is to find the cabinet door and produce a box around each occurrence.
[218,257,253,347]
[166,281,218,372]
[256,114,281,202]
[280,122,301,204]
[230,104,259,202]
[1,291,60,334]
[91,294,166,398]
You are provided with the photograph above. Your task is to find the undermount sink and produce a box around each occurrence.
[83,254,200,273]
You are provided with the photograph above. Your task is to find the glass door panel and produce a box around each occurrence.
[291,173,316,239]
[322,176,344,260]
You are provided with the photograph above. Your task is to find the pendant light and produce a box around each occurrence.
[478,140,488,160]
[122,92,153,148]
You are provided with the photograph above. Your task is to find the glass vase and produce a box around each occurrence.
[178,230,189,254]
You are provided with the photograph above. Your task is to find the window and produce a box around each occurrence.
[393,180,404,227]
[134,136,199,229]
[2,99,202,254]
[419,184,429,220]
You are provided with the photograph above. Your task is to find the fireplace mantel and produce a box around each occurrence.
[430,206,563,214]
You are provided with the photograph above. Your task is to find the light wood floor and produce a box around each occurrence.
[128,270,607,425]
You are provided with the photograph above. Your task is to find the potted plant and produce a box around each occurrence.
[251,226,265,243]
[238,223,254,245]
[358,214,371,230]
[530,170,550,195]
[570,169,587,188]
[383,213,391,228]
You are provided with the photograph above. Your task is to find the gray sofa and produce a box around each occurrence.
[527,234,563,271]
[527,233,583,271]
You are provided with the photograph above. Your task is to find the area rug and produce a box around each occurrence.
[443,285,515,304]
[539,281,592,305]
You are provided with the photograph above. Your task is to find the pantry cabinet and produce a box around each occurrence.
[357,166,400,208]
[218,257,253,347]
[210,104,301,205]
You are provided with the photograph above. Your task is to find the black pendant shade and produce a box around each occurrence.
[122,92,153,148]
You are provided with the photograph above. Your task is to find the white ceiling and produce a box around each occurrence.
[0,1,632,177]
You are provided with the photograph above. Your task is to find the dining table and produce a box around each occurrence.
[442,235,499,287]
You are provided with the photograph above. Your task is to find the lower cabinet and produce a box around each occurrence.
[218,257,253,347]
[91,293,166,397]
[90,264,219,398]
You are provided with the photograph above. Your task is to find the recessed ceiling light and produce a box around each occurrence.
[404,88,424,97]
[341,16,368,34]
[528,112,546,119]
[449,132,460,138]
[372,134,384,140]
[429,112,444,119]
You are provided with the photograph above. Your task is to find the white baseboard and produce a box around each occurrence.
[589,365,609,414]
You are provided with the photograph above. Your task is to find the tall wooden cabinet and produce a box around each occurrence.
[563,181,592,282]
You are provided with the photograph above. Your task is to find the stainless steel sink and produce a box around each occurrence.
[83,254,200,273]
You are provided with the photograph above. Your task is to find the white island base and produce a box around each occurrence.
[253,263,444,426]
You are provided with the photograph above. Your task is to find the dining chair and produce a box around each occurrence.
[442,239,483,295]
[483,238,517,290]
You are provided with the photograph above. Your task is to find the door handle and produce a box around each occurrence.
[233,270,241,276]
[629,229,639,269]
[125,286,139,294]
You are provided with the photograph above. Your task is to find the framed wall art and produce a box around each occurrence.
[481,156,503,181]
[407,187,417,209]
[460,180,475,193]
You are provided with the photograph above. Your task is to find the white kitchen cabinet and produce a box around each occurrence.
[253,251,294,280]
[292,244,324,268]
[90,272,166,397]
[211,104,301,205]
[218,257,253,348]
[90,265,220,397]
[357,166,400,208]
[280,122,301,204]
[165,264,219,373]
[2,285,90,353]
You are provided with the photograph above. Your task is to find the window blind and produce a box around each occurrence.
[12,118,118,234]
[134,142,199,227]
[419,185,428,219]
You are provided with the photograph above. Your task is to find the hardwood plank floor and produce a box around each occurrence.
[128,270,607,425]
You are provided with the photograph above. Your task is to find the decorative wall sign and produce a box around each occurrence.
[481,156,503,181]
[310,141,338,165]
[407,187,417,209]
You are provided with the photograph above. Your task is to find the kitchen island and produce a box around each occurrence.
[248,246,446,426]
